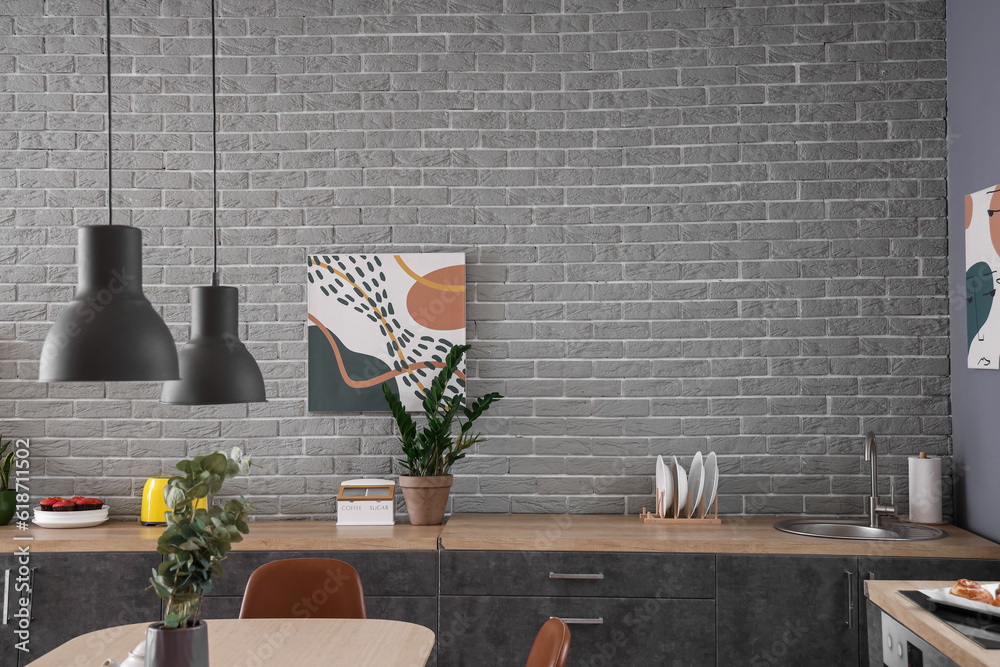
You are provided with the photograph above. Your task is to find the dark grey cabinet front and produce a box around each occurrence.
[22,552,162,663]
[716,554,859,667]
[0,556,19,667]
[438,595,716,667]
[440,550,715,598]
[206,550,438,598]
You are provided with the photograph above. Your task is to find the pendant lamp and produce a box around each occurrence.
[160,0,265,405]
[38,0,179,382]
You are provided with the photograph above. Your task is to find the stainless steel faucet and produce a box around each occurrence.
[864,431,896,528]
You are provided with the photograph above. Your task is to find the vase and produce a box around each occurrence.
[0,490,16,526]
[398,474,453,526]
[145,620,209,667]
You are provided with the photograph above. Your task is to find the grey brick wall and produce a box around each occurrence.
[0,0,950,520]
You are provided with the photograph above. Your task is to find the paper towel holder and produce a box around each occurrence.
[908,451,944,525]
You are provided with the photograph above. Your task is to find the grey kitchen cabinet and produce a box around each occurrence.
[716,554,860,667]
[21,552,162,664]
[439,596,716,667]
[439,551,716,667]
[440,550,715,598]
[857,556,1000,667]
[205,550,438,598]
[0,555,20,667]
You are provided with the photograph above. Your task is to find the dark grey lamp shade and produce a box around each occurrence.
[160,285,266,405]
[39,225,180,382]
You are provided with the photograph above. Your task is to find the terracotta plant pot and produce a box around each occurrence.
[145,620,209,667]
[398,474,453,526]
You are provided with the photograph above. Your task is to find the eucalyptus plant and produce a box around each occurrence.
[149,447,252,629]
[383,344,502,476]
[0,436,14,492]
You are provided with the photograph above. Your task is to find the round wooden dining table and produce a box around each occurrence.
[24,618,435,667]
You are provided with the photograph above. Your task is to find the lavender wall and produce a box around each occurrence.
[947,0,1000,541]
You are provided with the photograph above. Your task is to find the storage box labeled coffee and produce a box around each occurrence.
[336,478,395,526]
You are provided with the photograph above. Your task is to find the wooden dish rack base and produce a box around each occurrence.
[640,486,722,526]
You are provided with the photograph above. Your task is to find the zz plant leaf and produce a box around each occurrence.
[0,436,13,491]
[150,447,252,629]
[383,345,502,477]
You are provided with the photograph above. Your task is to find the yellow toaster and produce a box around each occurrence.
[141,477,207,525]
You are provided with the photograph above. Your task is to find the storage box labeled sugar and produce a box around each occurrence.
[336,478,396,526]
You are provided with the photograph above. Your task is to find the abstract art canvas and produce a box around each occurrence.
[966,184,1000,369]
[307,253,466,411]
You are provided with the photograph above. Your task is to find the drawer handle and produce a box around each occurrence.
[549,573,604,580]
[1,569,8,625]
[553,617,604,625]
[845,570,855,629]
[26,568,36,622]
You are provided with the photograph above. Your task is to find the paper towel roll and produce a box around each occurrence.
[908,453,942,524]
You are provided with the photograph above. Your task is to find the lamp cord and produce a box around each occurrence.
[106,0,112,225]
[211,0,219,286]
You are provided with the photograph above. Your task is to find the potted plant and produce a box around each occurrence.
[382,344,501,525]
[0,436,14,526]
[146,447,251,667]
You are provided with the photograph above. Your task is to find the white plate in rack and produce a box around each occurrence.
[701,452,719,517]
[32,506,109,529]
[687,452,705,519]
[672,456,688,514]
[655,455,672,516]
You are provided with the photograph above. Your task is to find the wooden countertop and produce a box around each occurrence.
[866,580,999,667]
[439,514,1000,558]
[0,521,443,553]
[3,514,999,557]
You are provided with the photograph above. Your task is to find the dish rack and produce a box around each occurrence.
[640,486,722,526]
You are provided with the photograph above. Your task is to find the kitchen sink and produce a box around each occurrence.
[774,518,947,541]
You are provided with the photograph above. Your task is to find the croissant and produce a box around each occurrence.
[950,579,995,605]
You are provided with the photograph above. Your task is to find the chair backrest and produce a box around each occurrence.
[525,618,571,667]
[239,558,367,620]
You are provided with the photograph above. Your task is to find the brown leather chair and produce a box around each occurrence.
[525,617,571,667]
[239,558,367,619]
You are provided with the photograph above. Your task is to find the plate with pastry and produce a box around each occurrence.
[919,579,1000,618]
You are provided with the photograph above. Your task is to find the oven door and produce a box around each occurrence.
[880,612,960,667]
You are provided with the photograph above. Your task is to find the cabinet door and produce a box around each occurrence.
[438,595,716,667]
[20,552,162,662]
[206,550,438,597]
[0,556,19,667]
[441,551,715,598]
[717,554,859,667]
[858,557,1000,667]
